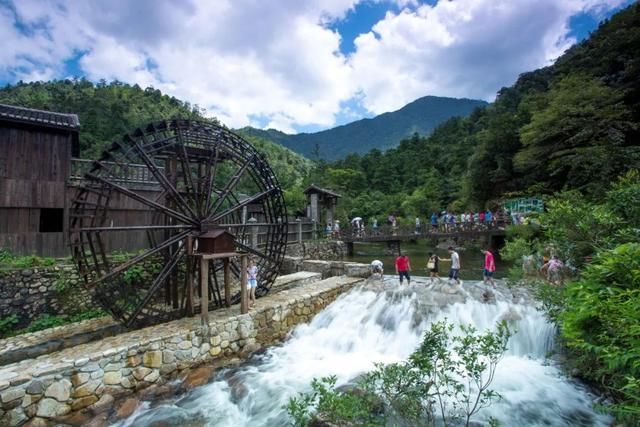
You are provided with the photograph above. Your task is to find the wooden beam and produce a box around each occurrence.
[224,258,231,307]
[200,256,209,326]
[240,254,248,314]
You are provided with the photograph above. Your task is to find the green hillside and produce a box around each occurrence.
[239,95,487,160]
[0,79,311,190]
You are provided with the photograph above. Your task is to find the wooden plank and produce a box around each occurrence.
[240,254,248,314]
[224,258,230,307]
[200,257,209,325]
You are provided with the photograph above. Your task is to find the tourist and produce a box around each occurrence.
[415,217,421,234]
[443,246,461,285]
[541,255,564,285]
[482,248,496,287]
[479,211,486,229]
[332,220,340,238]
[325,223,332,238]
[370,259,384,277]
[372,218,379,235]
[485,210,493,228]
[247,259,258,308]
[395,252,411,285]
[427,252,442,283]
[431,212,438,231]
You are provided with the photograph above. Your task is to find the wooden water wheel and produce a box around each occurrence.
[69,120,287,328]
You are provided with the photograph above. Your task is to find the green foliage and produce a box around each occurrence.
[287,320,511,426]
[560,243,640,422]
[0,314,19,337]
[0,249,57,269]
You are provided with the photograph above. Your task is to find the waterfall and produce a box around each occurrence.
[116,279,611,427]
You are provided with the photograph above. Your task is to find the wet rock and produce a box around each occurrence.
[181,367,214,391]
[1,387,25,403]
[114,397,139,420]
[88,394,114,415]
[70,395,99,411]
[137,384,171,401]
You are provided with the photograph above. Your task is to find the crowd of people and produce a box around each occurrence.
[326,210,527,239]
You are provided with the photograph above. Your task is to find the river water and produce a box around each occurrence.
[116,278,610,426]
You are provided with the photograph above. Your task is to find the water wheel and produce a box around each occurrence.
[69,120,287,328]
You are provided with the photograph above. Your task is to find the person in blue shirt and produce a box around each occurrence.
[431,212,438,231]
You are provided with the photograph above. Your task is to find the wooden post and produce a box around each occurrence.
[224,258,231,307]
[186,235,194,316]
[240,254,248,314]
[297,219,303,243]
[200,257,209,326]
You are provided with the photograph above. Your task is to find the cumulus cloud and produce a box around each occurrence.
[0,0,631,131]
[349,0,629,114]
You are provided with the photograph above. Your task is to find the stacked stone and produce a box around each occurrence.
[0,275,364,426]
[0,265,88,326]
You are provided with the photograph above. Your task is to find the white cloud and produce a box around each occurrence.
[0,0,631,131]
[348,0,630,114]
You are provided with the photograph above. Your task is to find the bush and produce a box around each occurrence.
[560,243,640,422]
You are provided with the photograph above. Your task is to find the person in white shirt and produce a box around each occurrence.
[443,246,461,285]
[370,259,384,277]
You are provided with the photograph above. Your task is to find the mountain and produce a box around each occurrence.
[238,96,487,160]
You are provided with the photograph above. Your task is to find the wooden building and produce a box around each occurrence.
[0,103,160,257]
[0,103,80,257]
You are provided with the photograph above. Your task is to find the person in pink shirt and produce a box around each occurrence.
[482,248,496,287]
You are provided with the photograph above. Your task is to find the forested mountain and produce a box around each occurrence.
[0,79,311,189]
[304,3,640,220]
[238,96,487,160]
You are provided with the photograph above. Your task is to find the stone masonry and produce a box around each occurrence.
[0,274,364,426]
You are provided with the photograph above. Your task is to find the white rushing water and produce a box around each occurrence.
[117,279,611,426]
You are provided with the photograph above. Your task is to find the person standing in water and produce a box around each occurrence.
[395,252,411,285]
[247,259,258,308]
[444,246,461,285]
[427,252,442,283]
[482,248,496,287]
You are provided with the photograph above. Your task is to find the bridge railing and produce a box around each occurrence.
[340,219,513,240]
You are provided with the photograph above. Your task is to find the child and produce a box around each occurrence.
[247,259,258,308]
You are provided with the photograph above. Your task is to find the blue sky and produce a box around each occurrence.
[0,0,634,133]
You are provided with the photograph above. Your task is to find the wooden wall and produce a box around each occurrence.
[0,125,73,257]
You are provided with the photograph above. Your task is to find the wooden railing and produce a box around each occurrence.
[69,158,163,187]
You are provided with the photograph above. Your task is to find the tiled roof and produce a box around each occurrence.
[303,184,341,198]
[0,103,80,130]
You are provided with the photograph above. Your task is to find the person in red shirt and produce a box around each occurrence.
[395,252,411,285]
[479,211,486,228]
[482,248,496,287]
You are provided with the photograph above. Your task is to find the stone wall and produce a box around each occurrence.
[0,266,89,327]
[0,275,364,426]
[285,240,346,260]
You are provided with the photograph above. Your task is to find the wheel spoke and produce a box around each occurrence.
[125,245,185,327]
[131,139,199,220]
[206,155,255,220]
[89,229,191,286]
[210,187,278,222]
[87,169,197,226]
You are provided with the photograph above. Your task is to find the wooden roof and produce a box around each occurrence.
[0,103,80,131]
[303,184,341,198]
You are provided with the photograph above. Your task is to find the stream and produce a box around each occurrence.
[116,277,610,426]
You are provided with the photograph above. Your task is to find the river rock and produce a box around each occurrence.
[36,398,70,418]
[114,397,139,420]
[88,394,114,415]
[181,367,214,390]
